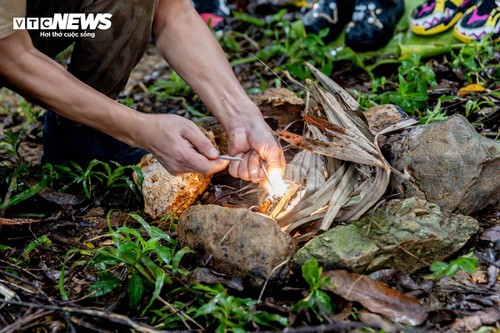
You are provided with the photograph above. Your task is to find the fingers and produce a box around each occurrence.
[181,122,219,159]
[160,143,228,175]
[253,131,286,176]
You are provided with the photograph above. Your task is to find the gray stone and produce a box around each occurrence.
[177,204,295,289]
[292,197,479,274]
[390,115,500,215]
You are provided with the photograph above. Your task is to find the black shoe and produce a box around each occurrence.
[345,0,405,52]
[42,111,148,166]
[193,0,230,30]
[301,0,355,42]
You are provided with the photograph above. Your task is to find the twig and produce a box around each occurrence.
[156,296,204,331]
[0,299,179,333]
[258,259,290,303]
[0,310,53,333]
[0,260,42,281]
[273,321,379,332]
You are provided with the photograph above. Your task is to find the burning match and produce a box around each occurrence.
[260,160,288,198]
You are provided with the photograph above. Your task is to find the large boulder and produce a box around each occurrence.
[177,204,295,289]
[390,115,500,215]
[292,197,478,273]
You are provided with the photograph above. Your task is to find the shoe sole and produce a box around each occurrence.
[411,12,464,35]
[454,26,500,43]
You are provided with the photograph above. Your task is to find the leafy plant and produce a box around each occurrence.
[148,71,192,100]
[377,54,437,114]
[193,283,287,332]
[291,258,334,321]
[426,252,479,280]
[421,98,447,124]
[227,10,335,80]
[451,39,500,83]
[87,213,192,312]
[17,99,45,127]
[1,159,143,212]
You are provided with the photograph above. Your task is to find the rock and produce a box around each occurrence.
[363,104,409,133]
[134,154,211,218]
[177,204,295,289]
[250,88,304,129]
[292,197,479,274]
[391,115,500,215]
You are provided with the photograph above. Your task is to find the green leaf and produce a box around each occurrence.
[143,267,166,314]
[128,272,144,309]
[232,11,265,27]
[22,235,52,261]
[302,258,321,287]
[0,244,11,251]
[445,263,460,277]
[455,256,478,274]
[89,273,121,297]
[156,246,172,265]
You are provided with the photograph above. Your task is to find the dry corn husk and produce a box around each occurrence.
[275,64,410,234]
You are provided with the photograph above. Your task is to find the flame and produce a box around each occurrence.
[264,168,288,198]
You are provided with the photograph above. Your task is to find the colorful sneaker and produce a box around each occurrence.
[410,0,476,35]
[345,0,405,51]
[301,0,354,42]
[193,0,230,30]
[454,0,500,42]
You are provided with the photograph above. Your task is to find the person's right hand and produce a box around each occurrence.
[137,113,228,175]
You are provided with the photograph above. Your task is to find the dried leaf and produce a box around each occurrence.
[38,188,85,206]
[321,270,427,326]
[0,217,44,225]
[450,307,500,332]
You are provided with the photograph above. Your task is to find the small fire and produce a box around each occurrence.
[264,168,288,198]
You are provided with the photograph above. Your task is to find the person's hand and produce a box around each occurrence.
[225,113,285,183]
[139,113,228,175]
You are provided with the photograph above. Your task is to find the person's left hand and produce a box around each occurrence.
[224,114,285,183]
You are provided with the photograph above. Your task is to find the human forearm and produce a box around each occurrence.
[0,31,143,148]
[152,0,262,130]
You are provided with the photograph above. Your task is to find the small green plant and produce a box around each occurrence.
[43,159,143,200]
[192,283,288,332]
[451,39,500,83]
[148,71,192,100]
[426,252,479,280]
[420,98,448,124]
[291,258,334,321]
[377,54,437,114]
[464,94,498,118]
[86,213,191,312]
[227,10,335,80]
[17,99,45,126]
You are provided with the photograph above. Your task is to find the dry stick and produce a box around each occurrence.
[344,274,364,300]
[257,259,290,303]
[0,261,42,282]
[156,296,204,331]
[0,299,175,333]
[0,310,53,333]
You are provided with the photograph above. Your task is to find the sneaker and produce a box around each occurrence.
[301,0,354,42]
[410,0,476,35]
[454,0,500,42]
[42,112,148,166]
[193,0,230,30]
[345,0,405,52]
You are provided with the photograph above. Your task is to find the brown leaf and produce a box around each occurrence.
[450,307,500,332]
[0,217,45,225]
[38,188,85,206]
[321,270,427,326]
